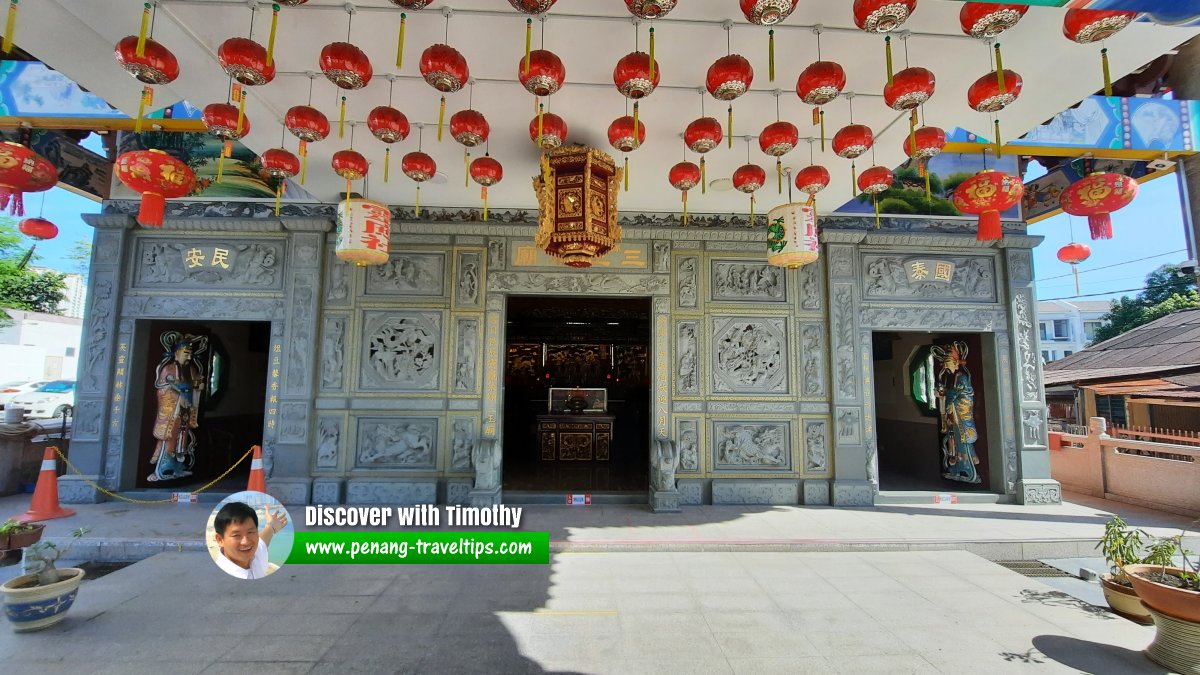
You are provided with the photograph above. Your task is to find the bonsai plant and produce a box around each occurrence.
[1094,515,1174,624]
[0,527,90,632]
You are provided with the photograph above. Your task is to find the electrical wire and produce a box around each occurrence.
[1035,249,1186,282]
[1041,277,1196,301]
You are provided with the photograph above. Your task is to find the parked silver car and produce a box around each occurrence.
[0,380,48,410]
[9,380,76,419]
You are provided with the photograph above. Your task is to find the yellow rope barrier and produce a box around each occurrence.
[52,445,255,504]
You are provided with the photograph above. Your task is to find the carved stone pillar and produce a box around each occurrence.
[470,292,506,507]
[650,296,678,512]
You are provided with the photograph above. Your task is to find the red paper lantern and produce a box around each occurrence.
[902,126,947,161]
[420,43,469,93]
[261,148,301,179]
[368,106,410,143]
[18,217,57,241]
[218,37,275,87]
[450,109,490,147]
[202,103,250,140]
[614,51,660,99]
[1057,242,1091,265]
[795,165,830,196]
[740,0,799,25]
[960,3,1028,38]
[669,161,701,192]
[685,117,724,153]
[470,155,503,187]
[285,106,330,143]
[733,164,766,193]
[853,0,917,33]
[114,36,180,84]
[883,67,935,111]
[759,121,799,157]
[509,0,556,13]
[968,70,1023,112]
[1059,172,1139,240]
[115,149,196,227]
[857,166,893,194]
[608,116,646,153]
[951,169,1024,241]
[320,42,373,90]
[707,54,754,101]
[402,151,437,182]
[389,1,433,7]
[796,61,846,106]
[1063,9,1138,43]
[0,143,57,217]
[332,149,369,181]
[530,112,568,149]
[626,0,676,19]
[519,49,566,96]
[832,124,873,159]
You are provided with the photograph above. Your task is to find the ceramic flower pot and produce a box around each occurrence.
[6,524,45,550]
[1123,565,1200,623]
[1100,573,1153,625]
[0,567,85,632]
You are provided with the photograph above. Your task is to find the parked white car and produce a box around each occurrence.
[9,380,76,419]
[0,380,47,409]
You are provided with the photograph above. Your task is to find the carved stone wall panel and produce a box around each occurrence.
[488,271,668,295]
[358,311,443,391]
[654,312,670,438]
[799,321,826,399]
[312,478,342,504]
[279,402,309,444]
[677,256,699,309]
[1007,248,1033,286]
[709,260,787,303]
[320,316,347,392]
[1019,479,1062,505]
[678,480,703,505]
[861,254,996,303]
[860,306,1007,332]
[364,252,447,297]
[676,418,701,473]
[997,331,1019,494]
[861,330,878,488]
[284,273,316,396]
[483,311,501,437]
[73,398,104,442]
[315,416,342,470]
[710,316,788,394]
[829,245,855,279]
[355,417,439,469]
[449,416,476,472]
[1012,291,1040,403]
[653,241,671,273]
[707,402,797,413]
[674,401,704,413]
[121,296,284,321]
[325,249,352,307]
[711,480,798,505]
[675,321,700,395]
[835,407,862,446]
[345,479,438,505]
[803,418,829,473]
[832,482,874,506]
[798,258,823,312]
[1021,408,1046,448]
[710,420,793,472]
[130,238,285,290]
[455,251,482,309]
[830,283,858,403]
[803,480,831,505]
[453,317,480,394]
[81,270,118,393]
[487,239,506,271]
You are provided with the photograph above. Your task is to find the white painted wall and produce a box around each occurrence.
[0,310,83,381]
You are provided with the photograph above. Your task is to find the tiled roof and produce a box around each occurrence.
[1044,309,1200,375]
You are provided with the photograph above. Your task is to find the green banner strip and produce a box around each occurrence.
[287,531,550,565]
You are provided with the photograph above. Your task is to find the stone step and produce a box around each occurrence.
[875,490,1009,505]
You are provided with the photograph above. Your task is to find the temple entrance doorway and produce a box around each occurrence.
[502,296,651,497]
[871,331,1001,495]
[130,320,270,491]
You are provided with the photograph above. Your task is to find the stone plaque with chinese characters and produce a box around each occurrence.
[862,255,996,303]
[509,238,648,270]
[131,238,285,290]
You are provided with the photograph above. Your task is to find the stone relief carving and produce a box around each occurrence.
[998,331,1018,494]
[1013,293,1040,402]
[75,399,102,440]
[84,274,115,390]
[316,417,341,469]
[121,296,284,321]
[454,318,479,393]
[800,323,826,398]
[831,285,857,401]
[676,419,700,472]
[711,317,787,393]
[286,278,313,392]
[651,437,680,492]
[486,294,504,311]
[830,245,854,278]
[654,296,670,315]
[653,241,670,273]
[804,419,828,472]
[833,483,874,507]
[1022,409,1045,446]
[356,418,437,468]
[712,421,791,470]
[366,253,446,296]
[295,242,317,266]
[360,312,441,390]
[710,261,786,302]
[799,260,822,311]
[346,480,437,505]
[677,256,698,308]
[326,252,350,304]
[457,252,481,307]
[712,481,798,505]
[472,437,501,490]
[1022,481,1062,505]
[132,240,284,289]
[859,307,1007,332]
[676,321,699,395]
[836,407,861,445]
[321,317,345,391]
[1008,249,1033,286]
[862,255,996,302]
[451,418,475,471]
[93,230,121,265]
[488,272,668,295]
[279,403,308,443]
[487,239,506,270]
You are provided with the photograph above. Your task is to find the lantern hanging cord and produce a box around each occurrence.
[444,12,449,43]
[540,14,545,48]
[1067,214,1076,241]
[388,77,395,106]
[726,22,731,56]
[307,73,314,105]
[416,123,423,151]
[699,89,705,116]
[786,168,793,203]
[37,190,45,218]
[903,34,909,68]
[745,135,751,163]
[847,94,854,123]
[226,74,233,104]
[150,1,158,38]
[775,90,781,121]
[349,121,355,148]
[248,3,256,38]
[808,137,814,164]
[347,6,353,42]
[469,80,474,109]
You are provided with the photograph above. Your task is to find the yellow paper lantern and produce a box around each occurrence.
[336,198,391,266]
[766,202,819,268]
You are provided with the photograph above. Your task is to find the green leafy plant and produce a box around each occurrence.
[1139,519,1200,591]
[24,527,90,587]
[0,519,38,536]
[1095,515,1175,584]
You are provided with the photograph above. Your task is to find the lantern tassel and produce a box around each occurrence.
[700,156,707,195]
[274,183,282,216]
[749,193,755,226]
[134,86,151,134]
[924,164,931,200]
[266,3,279,68]
[345,178,351,214]
[1088,213,1113,240]
[464,149,470,187]
[727,106,734,149]
[523,18,531,75]
[682,190,688,225]
[994,119,1002,156]
[236,92,246,142]
[415,184,421,217]
[874,194,880,229]
[768,30,775,83]
[995,43,1005,94]
[0,0,18,55]
[850,162,857,199]
[977,211,1002,241]
[632,102,640,149]
[624,156,629,192]
[482,186,489,222]
[437,96,445,142]
[885,35,894,86]
[216,142,230,183]
[649,27,656,81]
[139,191,165,227]
[396,13,406,69]
[820,110,826,152]
[339,96,346,138]
[537,102,544,145]
[1073,265,1081,295]
[299,140,308,184]
[134,2,149,58]
[1102,48,1112,97]
[776,159,782,195]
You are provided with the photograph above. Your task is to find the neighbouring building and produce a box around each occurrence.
[1036,300,1110,363]
[0,309,83,382]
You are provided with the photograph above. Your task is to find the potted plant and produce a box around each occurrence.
[1122,525,1200,672]
[1094,515,1174,624]
[0,527,90,632]
[0,519,45,553]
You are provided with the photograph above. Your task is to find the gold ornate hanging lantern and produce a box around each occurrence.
[533,145,623,268]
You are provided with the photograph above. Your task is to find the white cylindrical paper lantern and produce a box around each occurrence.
[766,202,819,268]
[336,198,391,266]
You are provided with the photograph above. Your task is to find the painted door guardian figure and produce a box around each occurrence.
[149,331,209,482]
[932,341,981,484]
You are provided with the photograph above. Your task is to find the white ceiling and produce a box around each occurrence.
[20,0,1200,214]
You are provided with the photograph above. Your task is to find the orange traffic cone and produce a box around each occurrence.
[247,445,266,493]
[13,447,75,523]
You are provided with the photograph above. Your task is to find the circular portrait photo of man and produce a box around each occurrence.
[205,490,293,580]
